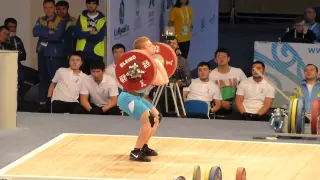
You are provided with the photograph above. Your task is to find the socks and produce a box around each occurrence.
[143,144,148,149]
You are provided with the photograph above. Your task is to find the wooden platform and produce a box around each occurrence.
[1,133,320,180]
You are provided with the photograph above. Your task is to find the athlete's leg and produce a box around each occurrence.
[117,92,154,162]
[146,107,160,144]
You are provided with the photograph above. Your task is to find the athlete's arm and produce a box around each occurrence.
[151,59,169,86]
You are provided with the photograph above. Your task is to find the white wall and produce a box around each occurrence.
[0,0,32,67]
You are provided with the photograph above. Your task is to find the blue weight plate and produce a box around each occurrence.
[209,166,222,180]
[296,97,305,134]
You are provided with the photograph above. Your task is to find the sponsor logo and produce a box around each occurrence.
[120,55,136,68]
[308,48,320,54]
[114,0,130,39]
[148,0,155,27]
[134,0,141,30]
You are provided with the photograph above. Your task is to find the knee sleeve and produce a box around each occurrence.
[158,113,163,123]
[149,111,155,128]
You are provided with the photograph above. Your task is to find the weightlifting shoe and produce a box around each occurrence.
[142,144,158,156]
[130,149,151,162]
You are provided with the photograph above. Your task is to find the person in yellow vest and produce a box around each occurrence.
[75,0,106,75]
[168,0,193,59]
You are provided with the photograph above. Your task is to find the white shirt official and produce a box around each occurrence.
[80,74,119,107]
[105,63,123,89]
[52,68,87,103]
[236,77,276,114]
[183,78,222,105]
[209,67,247,87]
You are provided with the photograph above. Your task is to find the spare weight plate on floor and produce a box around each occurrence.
[291,98,298,133]
[208,166,222,180]
[295,97,305,134]
[311,99,320,134]
[287,98,295,133]
[192,165,201,180]
[236,167,246,180]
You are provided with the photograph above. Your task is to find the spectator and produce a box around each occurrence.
[183,62,222,113]
[168,0,194,59]
[0,26,13,50]
[105,43,125,89]
[290,64,320,120]
[4,18,28,105]
[33,0,66,107]
[282,16,317,43]
[75,0,106,75]
[75,60,121,115]
[235,61,275,121]
[4,18,26,62]
[47,51,87,113]
[304,7,320,42]
[209,48,247,116]
[56,0,78,66]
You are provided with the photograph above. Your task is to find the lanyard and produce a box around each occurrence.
[180,6,189,25]
[13,38,17,50]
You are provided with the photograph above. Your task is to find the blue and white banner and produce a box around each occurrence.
[254,41,320,107]
[107,0,163,65]
[160,0,219,69]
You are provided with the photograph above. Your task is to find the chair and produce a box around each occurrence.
[184,100,211,119]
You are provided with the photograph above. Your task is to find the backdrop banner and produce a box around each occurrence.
[107,0,162,65]
[254,41,320,107]
[162,0,219,69]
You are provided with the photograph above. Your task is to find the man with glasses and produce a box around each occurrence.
[209,48,247,117]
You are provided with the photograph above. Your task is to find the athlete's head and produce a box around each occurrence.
[133,36,155,56]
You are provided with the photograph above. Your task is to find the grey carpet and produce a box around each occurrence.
[1,112,319,169]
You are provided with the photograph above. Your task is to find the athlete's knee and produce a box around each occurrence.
[148,111,156,128]
[158,113,163,123]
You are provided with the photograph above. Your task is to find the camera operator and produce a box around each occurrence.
[166,36,192,87]
[148,35,191,117]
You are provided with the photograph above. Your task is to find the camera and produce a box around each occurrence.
[162,26,176,42]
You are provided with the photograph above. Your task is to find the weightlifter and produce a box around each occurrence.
[290,64,320,120]
[117,37,169,162]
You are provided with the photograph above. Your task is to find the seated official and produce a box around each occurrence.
[235,61,275,121]
[47,52,87,113]
[183,62,222,113]
[209,48,247,116]
[75,61,121,115]
[290,64,320,119]
[105,43,125,89]
[282,16,317,44]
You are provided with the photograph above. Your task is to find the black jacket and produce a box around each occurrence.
[281,29,317,44]
[171,55,192,87]
[8,36,27,61]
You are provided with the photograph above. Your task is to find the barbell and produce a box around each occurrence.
[115,42,178,92]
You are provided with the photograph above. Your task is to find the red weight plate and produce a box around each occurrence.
[115,50,156,92]
[153,42,178,78]
[311,99,320,134]
[236,167,246,180]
